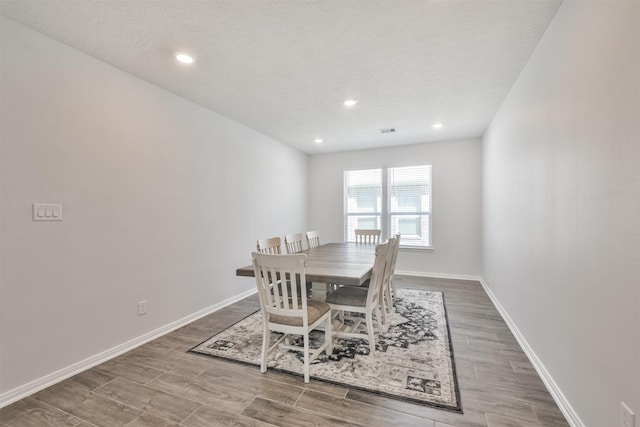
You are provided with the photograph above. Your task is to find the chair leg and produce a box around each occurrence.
[303,333,310,383]
[379,298,388,333]
[384,284,393,314]
[383,286,389,312]
[365,310,376,354]
[260,323,269,374]
[374,303,385,335]
[325,315,333,355]
[390,278,396,299]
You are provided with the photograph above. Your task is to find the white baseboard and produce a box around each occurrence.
[395,270,483,282]
[2,276,585,427]
[0,288,257,408]
[478,278,585,427]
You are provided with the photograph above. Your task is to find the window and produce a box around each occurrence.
[388,165,431,247]
[344,165,432,248]
[344,169,382,242]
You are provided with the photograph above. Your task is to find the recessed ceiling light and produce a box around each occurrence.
[343,99,358,107]
[432,122,443,129]
[314,138,323,144]
[176,53,195,64]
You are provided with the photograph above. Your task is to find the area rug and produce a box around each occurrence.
[189,289,462,413]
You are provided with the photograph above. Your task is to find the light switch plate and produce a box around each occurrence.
[33,203,62,221]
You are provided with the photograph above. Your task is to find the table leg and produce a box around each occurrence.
[310,282,328,302]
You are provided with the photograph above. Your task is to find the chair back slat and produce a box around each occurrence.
[285,232,305,254]
[257,237,282,254]
[355,229,381,244]
[306,230,321,249]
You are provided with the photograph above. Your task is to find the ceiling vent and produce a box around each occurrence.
[380,128,396,134]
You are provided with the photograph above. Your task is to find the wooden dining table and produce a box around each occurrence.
[235,242,377,301]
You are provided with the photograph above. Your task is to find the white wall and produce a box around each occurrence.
[309,138,482,277]
[0,17,307,397]
[482,2,640,426]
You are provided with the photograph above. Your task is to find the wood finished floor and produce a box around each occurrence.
[0,277,570,427]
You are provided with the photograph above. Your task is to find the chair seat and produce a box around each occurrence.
[326,286,368,307]
[269,300,331,326]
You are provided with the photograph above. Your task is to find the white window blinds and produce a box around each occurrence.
[388,165,432,247]
[344,169,382,242]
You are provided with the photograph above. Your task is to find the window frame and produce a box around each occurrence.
[343,165,433,250]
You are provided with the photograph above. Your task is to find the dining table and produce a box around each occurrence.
[235,242,377,301]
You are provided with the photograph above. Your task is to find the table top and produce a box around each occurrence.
[235,242,377,286]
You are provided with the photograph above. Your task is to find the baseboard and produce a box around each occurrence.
[0,288,257,408]
[478,278,585,427]
[1,277,586,426]
[395,270,483,282]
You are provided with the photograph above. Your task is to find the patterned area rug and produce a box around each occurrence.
[190,289,462,412]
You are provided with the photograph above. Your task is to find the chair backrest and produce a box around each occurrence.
[389,233,400,275]
[256,237,282,254]
[284,232,305,254]
[366,241,389,305]
[355,229,381,244]
[381,236,397,290]
[252,252,309,324]
[306,230,320,249]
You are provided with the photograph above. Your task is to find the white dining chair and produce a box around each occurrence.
[252,252,333,383]
[374,235,402,331]
[361,235,397,332]
[382,233,401,318]
[354,229,381,244]
[306,230,321,249]
[326,241,389,354]
[284,232,305,254]
[256,237,282,254]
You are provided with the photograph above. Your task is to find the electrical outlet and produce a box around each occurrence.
[138,300,148,316]
[622,402,635,427]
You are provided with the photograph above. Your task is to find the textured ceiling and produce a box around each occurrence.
[1,0,561,154]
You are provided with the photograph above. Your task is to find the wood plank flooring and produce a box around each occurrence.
[0,276,570,427]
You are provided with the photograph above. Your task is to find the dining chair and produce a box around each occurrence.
[359,234,398,327]
[382,233,401,317]
[256,237,282,254]
[306,230,321,249]
[354,229,381,244]
[284,232,305,254]
[252,252,333,383]
[326,241,389,354]
[374,236,396,331]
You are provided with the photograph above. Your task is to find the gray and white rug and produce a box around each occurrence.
[190,289,462,412]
